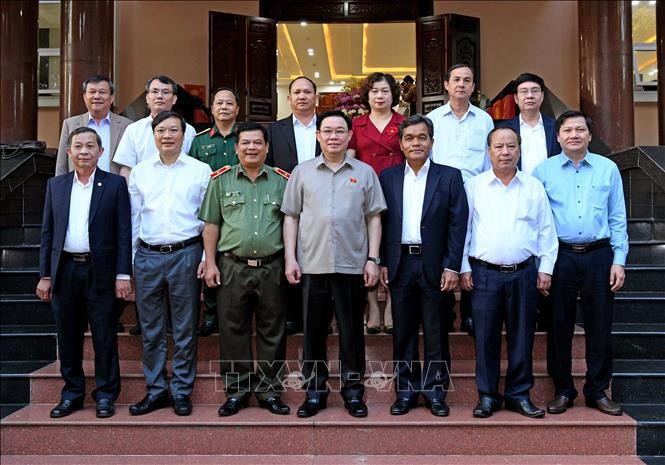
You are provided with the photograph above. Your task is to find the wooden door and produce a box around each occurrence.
[209,12,277,122]
[416,14,481,114]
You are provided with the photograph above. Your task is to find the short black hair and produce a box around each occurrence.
[82,75,114,95]
[398,114,433,140]
[211,87,240,105]
[555,110,593,135]
[67,126,102,149]
[360,72,401,108]
[316,110,352,130]
[403,75,415,84]
[288,76,317,94]
[444,63,475,82]
[487,126,522,147]
[145,75,178,94]
[151,111,186,132]
[513,73,545,93]
[235,121,268,143]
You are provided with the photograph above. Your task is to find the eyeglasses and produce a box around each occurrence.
[148,89,174,97]
[154,127,182,136]
[319,129,348,138]
[517,88,542,96]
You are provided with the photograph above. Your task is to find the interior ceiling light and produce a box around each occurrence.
[314,72,320,78]
[300,21,307,26]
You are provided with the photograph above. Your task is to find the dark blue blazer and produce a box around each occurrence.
[379,162,468,288]
[39,169,132,292]
[501,115,561,170]
[266,115,321,173]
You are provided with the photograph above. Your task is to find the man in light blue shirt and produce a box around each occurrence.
[426,63,494,334]
[532,110,628,417]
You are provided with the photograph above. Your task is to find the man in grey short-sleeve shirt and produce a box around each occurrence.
[282,110,386,419]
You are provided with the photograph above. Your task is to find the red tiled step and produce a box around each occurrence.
[0,455,646,465]
[84,330,587,362]
[0,404,636,456]
[30,360,587,407]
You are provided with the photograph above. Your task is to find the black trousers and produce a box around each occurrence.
[301,273,367,400]
[548,246,614,401]
[470,259,538,402]
[390,254,451,401]
[51,257,120,402]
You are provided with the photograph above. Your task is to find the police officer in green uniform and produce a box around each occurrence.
[189,87,240,336]
[199,122,291,417]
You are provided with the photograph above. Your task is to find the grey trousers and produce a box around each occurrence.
[134,243,200,397]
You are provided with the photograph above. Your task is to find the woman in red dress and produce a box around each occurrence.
[348,72,405,334]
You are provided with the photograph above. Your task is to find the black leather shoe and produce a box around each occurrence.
[285,321,302,335]
[547,394,575,414]
[258,396,290,415]
[296,396,327,418]
[424,398,450,417]
[218,397,248,417]
[50,398,83,418]
[585,396,623,416]
[95,398,115,418]
[344,397,368,418]
[390,397,418,416]
[173,395,192,416]
[473,396,502,418]
[129,392,170,416]
[197,320,217,337]
[128,324,142,335]
[505,398,546,418]
[461,317,475,337]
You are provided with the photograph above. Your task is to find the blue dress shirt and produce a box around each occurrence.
[532,152,629,266]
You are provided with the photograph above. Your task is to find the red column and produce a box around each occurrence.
[0,0,38,143]
[59,0,114,124]
[578,0,635,152]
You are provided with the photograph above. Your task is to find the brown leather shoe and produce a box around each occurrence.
[547,395,575,414]
[585,396,623,416]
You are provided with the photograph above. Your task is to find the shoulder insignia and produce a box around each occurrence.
[195,127,210,137]
[211,165,232,179]
[274,167,290,179]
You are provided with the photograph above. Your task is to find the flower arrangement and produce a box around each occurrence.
[334,78,369,119]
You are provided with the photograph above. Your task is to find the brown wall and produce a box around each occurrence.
[434,1,580,107]
[37,107,60,148]
[635,103,660,145]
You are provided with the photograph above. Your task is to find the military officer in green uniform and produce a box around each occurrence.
[199,122,291,417]
[189,87,241,336]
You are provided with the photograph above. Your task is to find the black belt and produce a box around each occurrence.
[470,256,533,273]
[223,251,282,268]
[62,252,91,263]
[401,244,422,255]
[139,236,201,253]
[559,239,610,253]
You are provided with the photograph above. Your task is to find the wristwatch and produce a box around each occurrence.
[367,256,381,265]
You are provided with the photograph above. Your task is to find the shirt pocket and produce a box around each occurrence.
[222,195,245,222]
[590,184,611,210]
[465,129,487,153]
[263,197,282,220]
[198,145,217,161]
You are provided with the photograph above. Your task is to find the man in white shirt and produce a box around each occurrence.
[426,63,494,334]
[37,127,132,419]
[460,127,558,419]
[127,111,211,417]
[113,75,196,181]
[55,75,132,176]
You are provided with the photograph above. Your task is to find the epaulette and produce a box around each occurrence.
[211,165,232,179]
[274,167,290,179]
[195,127,210,137]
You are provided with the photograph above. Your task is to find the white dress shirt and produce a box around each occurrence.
[87,113,111,172]
[519,113,548,175]
[63,170,95,253]
[461,169,558,274]
[113,116,196,169]
[401,159,430,244]
[128,153,212,257]
[293,114,318,163]
[426,102,494,182]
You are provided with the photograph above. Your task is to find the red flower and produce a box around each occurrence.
[349,177,358,184]
[387,126,397,136]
